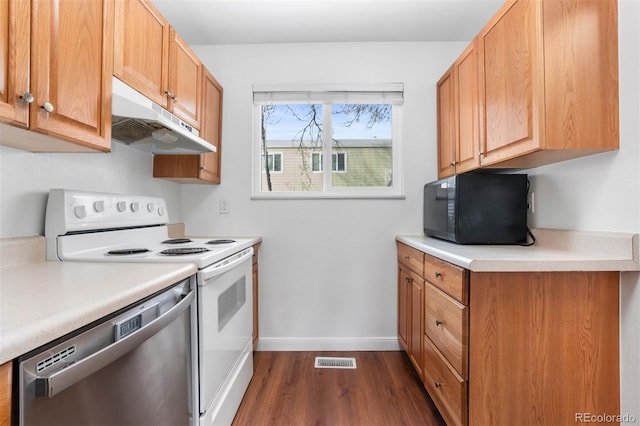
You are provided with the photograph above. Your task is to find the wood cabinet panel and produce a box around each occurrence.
[252,243,260,350]
[0,361,10,426]
[478,0,541,165]
[114,0,169,107]
[436,67,455,179]
[397,243,424,276]
[542,0,619,153]
[424,283,468,379]
[423,336,466,426]
[409,275,424,378]
[0,0,29,127]
[424,254,468,304]
[31,0,112,150]
[397,264,410,352]
[453,41,480,174]
[168,28,201,129]
[468,271,620,426]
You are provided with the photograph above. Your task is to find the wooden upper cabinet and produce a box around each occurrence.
[0,0,30,128]
[114,0,201,129]
[0,0,112,152]
[114,0,169,108]
[453,41,480,174]
[168,28,201,129]
[198,66,223,183]
[436,66,455,179]
[153,65,222,184]
[30,0,112,150]
[437,41,481,179]
[478,0,540,166]
[477,0,619,168]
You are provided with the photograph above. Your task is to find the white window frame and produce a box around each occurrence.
[263,152,283,173]
[252,84,404,199]
[311,152,347,173]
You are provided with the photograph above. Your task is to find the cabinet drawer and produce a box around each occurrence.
[397,243,424,276]
[424,254,468,304]
[425,283,468,378]
[423,337,467,426]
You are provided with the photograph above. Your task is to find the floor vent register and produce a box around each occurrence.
[314,357,357,369]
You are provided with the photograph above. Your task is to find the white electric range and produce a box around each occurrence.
[45,189,255,426]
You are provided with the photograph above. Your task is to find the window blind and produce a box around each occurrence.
[252,83,404,105]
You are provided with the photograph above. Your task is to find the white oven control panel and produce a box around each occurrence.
[45,189,169,236]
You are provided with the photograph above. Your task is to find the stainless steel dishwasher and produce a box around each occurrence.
[18,278,198,426]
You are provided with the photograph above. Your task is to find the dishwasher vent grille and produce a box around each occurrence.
[314,357,357,369]
[36,345,76,373]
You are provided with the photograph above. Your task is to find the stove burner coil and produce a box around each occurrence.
[159,247,210,255]
[107,248,151,256]
[206,239,236,245]
[162,238,193,244]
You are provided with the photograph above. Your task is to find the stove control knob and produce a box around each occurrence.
[116,201,127,212]
[158,207,165,216]
[93,201,105,213]
[131,202,140,212]
[147,202,155,213]
[74,205,87,219]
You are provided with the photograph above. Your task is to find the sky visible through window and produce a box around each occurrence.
[264,104,392,140]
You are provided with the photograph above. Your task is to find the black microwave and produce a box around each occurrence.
[423,174,528,245]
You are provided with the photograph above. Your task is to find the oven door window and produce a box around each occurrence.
[218,276,246,331]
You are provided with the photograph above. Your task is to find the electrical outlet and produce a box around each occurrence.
[219,199,229,214]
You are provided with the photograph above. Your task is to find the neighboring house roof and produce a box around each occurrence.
[265,138,391,148]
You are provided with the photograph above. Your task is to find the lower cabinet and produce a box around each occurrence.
[397,242,620,425]
[397,244,425,378]
[0,361,10,426]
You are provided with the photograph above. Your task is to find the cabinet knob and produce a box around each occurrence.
[165,90,177,101]
[435,319,443,327]
[435,381,442,389]
[449,161,456,167]
[20,91,34,103]
[41,102,54,113]
[404,277,412,284]
[434,272,442,278]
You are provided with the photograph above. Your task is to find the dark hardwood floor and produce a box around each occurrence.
[232,351,445,426]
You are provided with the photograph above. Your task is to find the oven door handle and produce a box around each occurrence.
[200,247,253,283]
[34,289,195,398]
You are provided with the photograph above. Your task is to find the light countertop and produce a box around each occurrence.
[397,228,640,272]
[0,260,197,364]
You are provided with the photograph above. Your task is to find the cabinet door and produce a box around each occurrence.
[114,0,169,108]
[198,67,223,183]
[436,66,455,179]
[409,276,424,378]
[478,0,542,166]
[0,0,29,127]
[453,41,480,174]
[397,265,410,352]
[168,28,201,129]
[30,0,111,150]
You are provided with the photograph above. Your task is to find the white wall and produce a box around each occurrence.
[0,142,182,238]
[183,41,466,349]
[526,0,640,418]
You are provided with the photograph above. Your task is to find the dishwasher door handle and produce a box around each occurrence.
[35,289,195,398]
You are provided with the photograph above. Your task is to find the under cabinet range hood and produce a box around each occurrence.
[111,77,216,154]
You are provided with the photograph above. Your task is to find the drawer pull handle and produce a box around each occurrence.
[404,255,410,260]
[434,272,442,278]
[435,381,442,389]
[435,319,443,327]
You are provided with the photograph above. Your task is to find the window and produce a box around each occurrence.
[253,84,404,198]
[311,152,347,173]
[264,152,282,173]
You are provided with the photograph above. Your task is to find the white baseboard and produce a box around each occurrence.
[255,337,402,352]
